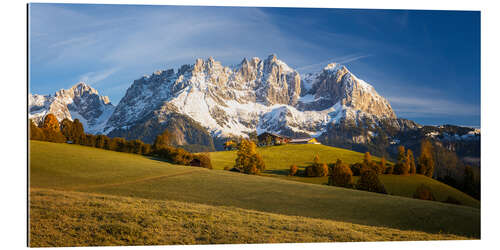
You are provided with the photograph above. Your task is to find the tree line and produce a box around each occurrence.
[286,142,435,180]
[29,114,212,169]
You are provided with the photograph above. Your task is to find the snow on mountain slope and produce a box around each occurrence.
[105,55,396,139]
[29,82,115,134]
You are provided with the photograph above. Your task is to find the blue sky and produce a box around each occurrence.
[28,4,480,127]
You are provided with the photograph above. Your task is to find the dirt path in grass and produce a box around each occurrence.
[70,169,201,191]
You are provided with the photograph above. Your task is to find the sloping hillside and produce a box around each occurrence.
[210,144,479,208]
[30,188,469,247]
[29,141,480,245]
[210,144,385,172]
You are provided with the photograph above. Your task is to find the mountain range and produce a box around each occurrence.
[29,54,479,162]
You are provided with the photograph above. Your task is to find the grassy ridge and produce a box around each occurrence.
[271,174,480,208]
[210,144,480,208]
[210,144,384,174]
[30,188,469,247]
[29,141,480,240]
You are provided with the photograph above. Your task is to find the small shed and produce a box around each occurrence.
[289,138,320,144]
[257,132,291,146]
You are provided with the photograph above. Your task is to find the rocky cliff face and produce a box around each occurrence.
[299,63,396,119]
[29,82,115,134]
[104,54,400,144]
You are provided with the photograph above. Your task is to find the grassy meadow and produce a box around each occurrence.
[210,144,480,208]
[29,141,480,246]
[210,144,385,174]
[30,188,470,247]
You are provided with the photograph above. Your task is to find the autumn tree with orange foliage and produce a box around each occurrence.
[234,139,265,174]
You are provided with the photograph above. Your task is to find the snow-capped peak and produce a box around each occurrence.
[29,82,115,134]
[104,55,396,139]
[323,62,343,71]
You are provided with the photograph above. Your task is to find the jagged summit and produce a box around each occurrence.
[29,82,115,134]
[54,82,111,104]
[103,55,396,140]
[299,61,396,119]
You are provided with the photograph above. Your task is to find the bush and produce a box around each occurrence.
[393,163,409,175]
[170,148,194,165]
[190,153,213,169]
[317,163,329,177]
[329,162,354,188]
[289,165,298,176]
[350,163,363,176]
[359,163,373,175]
[413,184,435,201]
[371,162,386,175]
[305,163,328,177]
[305,165,315,177]
[384,165,394,174]
[356,169,387,194]
[155,146,194,165]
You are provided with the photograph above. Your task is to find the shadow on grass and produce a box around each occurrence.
[263,164,311,176]
[145,156,221,171]
[263,168,330,186]
[145,156,176,165]
[263,169,290,176]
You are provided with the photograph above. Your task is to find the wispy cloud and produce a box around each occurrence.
[48,35,96,48]
[30,5,319,77]
[78,67,120,86]
[337,54,372,64]
[296,54,372,73]
[387,96,480,117]
[30,4,324,102]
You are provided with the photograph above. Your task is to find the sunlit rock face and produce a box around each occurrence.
[104,54,399,143]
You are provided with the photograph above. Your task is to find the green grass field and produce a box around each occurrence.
[29,141,480,246]
[210,144,480,208]
[210,144,386,174]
